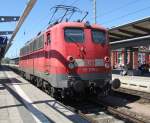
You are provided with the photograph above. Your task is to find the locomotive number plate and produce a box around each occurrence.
[75,59,104,67]
[84,59,95,66]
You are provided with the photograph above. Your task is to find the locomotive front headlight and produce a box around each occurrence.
[105,63,110,69]
[104,56,110,63]
[68,63,75,69]
[67,56,74,62]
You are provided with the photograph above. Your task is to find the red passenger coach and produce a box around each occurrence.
[19,6,120,99]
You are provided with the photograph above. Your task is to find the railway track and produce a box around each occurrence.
[90,99,149,123]
[64,100,124,123]
[64,97,150,123]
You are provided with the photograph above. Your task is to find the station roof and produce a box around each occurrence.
[109,16,150,49]
[0,16,20,60]
[0,0,37,61]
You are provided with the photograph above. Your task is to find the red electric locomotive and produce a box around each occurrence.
[19,5,120,99]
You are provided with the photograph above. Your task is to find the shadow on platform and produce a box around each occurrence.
[112,69,150,77]
[0,77,56,123]
[0,77,84,123]
[0,65,12,71]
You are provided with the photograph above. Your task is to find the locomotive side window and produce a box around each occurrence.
[92,30,106,44]
[20,48,23,56]
[38,35,44,49]
[64,28,84,42]
[22,47,24,55]
[33,39,37,51]
[47,33,51,44]
[23,47,25,55]
[26,45,29,54]
[30,42,33,52]
[26,46,28,54]
[24,46,26,55]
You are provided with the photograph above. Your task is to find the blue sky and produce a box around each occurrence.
[1,0,150,58]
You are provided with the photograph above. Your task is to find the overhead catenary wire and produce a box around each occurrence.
[70,0,79,6]
[97,0,141,18]
[101,5,150,25]
[88,0,144,23]
[59,0,66,4]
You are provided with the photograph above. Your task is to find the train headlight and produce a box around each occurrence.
[67,56,74,62]
[104,56,110,63]
[68,63,75,69]
[105,63,110,69]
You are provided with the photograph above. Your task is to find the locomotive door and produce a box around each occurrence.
[45,31,51,74]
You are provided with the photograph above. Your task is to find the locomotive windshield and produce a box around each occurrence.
[64,28,84,42]
[92,30,106,43]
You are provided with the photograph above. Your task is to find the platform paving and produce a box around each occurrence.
[112,73,150,93]
[0,66,90,123]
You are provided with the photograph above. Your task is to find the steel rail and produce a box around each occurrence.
[107,106,146,123]
[91,99,148,123]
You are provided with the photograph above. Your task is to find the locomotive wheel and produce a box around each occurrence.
[32,77,37,86]
[49,87,62,100]
[42,81,49,94]
[50,87,56,98]
[21,72,25,78]
[20,71,23,77]
[36,77,43,89]
[30,75,34,84]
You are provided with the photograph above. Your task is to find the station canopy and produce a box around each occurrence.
[109,16,150,50]
[0,0,36,61]
[0,16,19,60]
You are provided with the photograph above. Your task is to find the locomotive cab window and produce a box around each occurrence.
[92,30,106,44]
[64,28,84,42]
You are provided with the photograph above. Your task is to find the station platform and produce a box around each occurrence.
[0,66,89,123]
[112,73,150,93]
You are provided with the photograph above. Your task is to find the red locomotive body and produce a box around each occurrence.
[19,22,120,98]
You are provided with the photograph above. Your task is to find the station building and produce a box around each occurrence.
[111,46,150,69]
[108,17,150,70]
